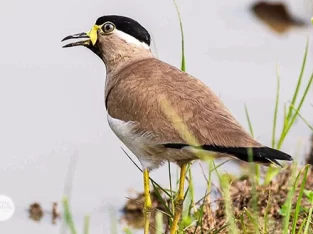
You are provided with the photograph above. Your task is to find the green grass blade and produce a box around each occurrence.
[220,174,239,234]
[209,159,230,173]
[248,149,260,233]
[286,39,309,121]
[244,107,259,188]
[288,72,313,126]
[264,166,280,185]
[62,196,77,234]
[123,146,173,217]
[212,161,222,181]
[155,211,163,234]
[244,104,254,137]
[183,220,198,232]
[303,189,313,234]
[212,225,228,234]
[282,102,288,139]
[289,105,313,131]
[272,65,280,148]
[207,160,214,195]
[277,72,313,149]
[265,65,281,184]
[244,208,260,233]
[150,180,171,198]
[183,169,194,219]
[282,163,299,233]
[188,166,196,212]
[182,189,192,219]
[151,182,174,218]
[193,190,207,234]
[122,147,172,197]
[173,0,186,71]
[168,161,175,217]
[168,162,173,195]
[291,165,310,234]
[244,106,259,189]
[304,205,313,234]
[298,217,307,234]
[240,213,247,234]
[83,215,90,234]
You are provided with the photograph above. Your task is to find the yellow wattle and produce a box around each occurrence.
[87,25,100,45]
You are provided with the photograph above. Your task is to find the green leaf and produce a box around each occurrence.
[279,203,288,217]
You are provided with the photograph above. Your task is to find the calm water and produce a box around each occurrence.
[0,0,313,233]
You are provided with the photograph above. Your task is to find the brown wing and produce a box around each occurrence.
[106,58,261,148]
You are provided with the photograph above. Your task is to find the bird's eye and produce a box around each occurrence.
[101,22,115,34]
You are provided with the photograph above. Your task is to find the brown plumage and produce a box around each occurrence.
[106,58,258,147]
[62,15,293,170]
[105,57,292,167]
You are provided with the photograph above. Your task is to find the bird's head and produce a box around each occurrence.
[62,15,152,68]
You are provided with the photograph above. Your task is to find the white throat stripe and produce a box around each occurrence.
[114,29,150,50]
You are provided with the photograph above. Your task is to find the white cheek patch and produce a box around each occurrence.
[114,29,150,50]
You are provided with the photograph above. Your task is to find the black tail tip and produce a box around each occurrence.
[256,147,293,167]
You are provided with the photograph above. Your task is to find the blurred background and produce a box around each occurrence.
[0,0,312,233]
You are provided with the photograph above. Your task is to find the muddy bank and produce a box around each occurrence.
[186,165,313,233]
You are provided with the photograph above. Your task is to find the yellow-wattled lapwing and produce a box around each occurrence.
[62,15,293,234]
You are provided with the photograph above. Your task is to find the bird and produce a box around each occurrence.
[62,15,293,234]
[251,1,305,34]
[250,0,313,34]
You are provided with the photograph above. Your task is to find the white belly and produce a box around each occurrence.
[107,114,163,170]
[106,114,207,169]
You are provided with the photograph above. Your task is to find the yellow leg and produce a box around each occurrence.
[170,164,187,234]
[143,169,152,234]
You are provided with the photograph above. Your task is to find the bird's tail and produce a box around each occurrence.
[201,145,293,167]
[162,143,293,167]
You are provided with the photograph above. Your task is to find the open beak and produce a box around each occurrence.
[61,32,91,48]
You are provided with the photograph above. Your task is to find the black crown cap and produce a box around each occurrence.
[95,15,151,46]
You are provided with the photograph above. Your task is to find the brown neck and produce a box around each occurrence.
[97,38,154,76]
[99,38,154,102]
